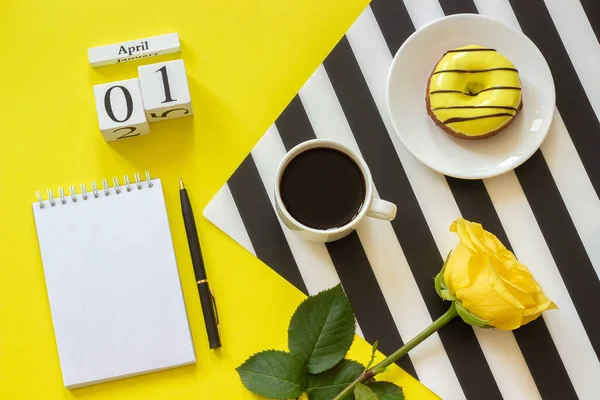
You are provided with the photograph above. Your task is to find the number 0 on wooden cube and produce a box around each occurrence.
[138,59,193,122]
[93,78,150,141]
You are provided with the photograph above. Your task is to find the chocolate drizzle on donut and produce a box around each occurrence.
[431,67,519,75]
[442,113,515,124]
[444,48,496,54]
[432,105,518,111]
[429,86,522,96]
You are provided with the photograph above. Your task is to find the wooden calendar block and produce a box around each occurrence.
[93,78,150,142]
[138,60,193,122]
[88,33,180,67]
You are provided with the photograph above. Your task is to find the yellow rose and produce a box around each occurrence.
[437,218,557,330]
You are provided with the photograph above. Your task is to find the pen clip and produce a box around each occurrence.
[210,289,220,333]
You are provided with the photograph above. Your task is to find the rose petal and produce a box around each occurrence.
[444,243,475,294]
[455,254,526,330]
[451,218,477,253]
[500,277,536,308]
[521,300,558,326]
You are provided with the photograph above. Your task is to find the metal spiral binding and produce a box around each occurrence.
[35,171,154,208]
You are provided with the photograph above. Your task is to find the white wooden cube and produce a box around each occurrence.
[88,33,180,67]
[93,78,150,142]
[138,60,193,122]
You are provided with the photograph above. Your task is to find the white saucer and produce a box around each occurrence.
[386,14,555,179]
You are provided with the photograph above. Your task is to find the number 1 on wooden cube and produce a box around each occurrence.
[138,59,193,122]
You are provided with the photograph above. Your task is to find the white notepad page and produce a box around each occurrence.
[33,178,196,388]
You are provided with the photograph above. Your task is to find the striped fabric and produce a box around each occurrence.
[204,0,600,398]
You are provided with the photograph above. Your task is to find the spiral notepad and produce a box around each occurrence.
[32,172,195,389]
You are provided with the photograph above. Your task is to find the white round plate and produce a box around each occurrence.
[386,14,555,179]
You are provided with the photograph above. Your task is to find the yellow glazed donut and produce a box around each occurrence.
[426,44,522,140]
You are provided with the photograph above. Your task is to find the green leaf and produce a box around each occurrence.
[434,251,456,301]
[367,382,404,400]
[455,301,490,327]
[354,383,379,400]
[306,359,365,400]
[372,366,391,375]
[366,340,379,370]
[288,284,356,373]
[236,350,306,399]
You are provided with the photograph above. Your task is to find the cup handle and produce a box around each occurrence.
[366,198,397,221]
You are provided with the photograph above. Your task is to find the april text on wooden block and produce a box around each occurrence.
[88,33,180,67]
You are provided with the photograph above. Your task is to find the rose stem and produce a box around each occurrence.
[333,303,459,400]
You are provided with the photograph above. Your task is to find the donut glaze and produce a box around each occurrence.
[426,44,522,139]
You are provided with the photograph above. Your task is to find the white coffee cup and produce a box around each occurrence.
[274,139,397,243]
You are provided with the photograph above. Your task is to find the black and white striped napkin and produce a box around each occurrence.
[204,1,600,398]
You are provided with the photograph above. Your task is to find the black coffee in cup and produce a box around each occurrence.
[279,147,366,230]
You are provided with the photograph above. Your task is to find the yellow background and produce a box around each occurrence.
[0,0,436,398]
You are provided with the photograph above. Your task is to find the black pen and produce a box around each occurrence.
[179,178,221,349]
